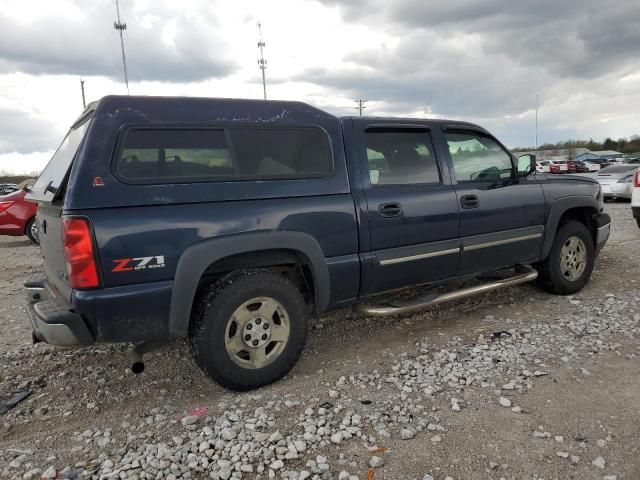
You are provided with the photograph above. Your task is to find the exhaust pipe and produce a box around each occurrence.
[129,349,145,374]
[128,340,168,374]
[355,265,538,317]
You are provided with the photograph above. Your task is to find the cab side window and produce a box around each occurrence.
[445,131,514,182]
[365,129,440,185]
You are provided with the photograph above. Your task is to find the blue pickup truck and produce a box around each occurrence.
[26,96,610,390]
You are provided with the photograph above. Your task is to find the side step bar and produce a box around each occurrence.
[354,265,538,317]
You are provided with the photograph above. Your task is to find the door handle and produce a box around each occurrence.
[460,195,479,209]
[378,202,402,218]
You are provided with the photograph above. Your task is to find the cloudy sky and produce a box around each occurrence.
[1,0,639,174]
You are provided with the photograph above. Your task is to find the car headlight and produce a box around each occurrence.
[596,185,603,208]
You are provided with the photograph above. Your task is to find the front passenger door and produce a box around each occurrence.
[443,128,546,275]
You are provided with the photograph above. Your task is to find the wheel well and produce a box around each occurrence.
[196,249,316,311]
[557,207,598,244]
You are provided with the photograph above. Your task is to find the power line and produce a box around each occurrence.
[355,99,367,116]
[113,0,130,95]
[257,23,267,101]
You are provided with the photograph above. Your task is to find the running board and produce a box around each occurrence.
[354,265,538,317]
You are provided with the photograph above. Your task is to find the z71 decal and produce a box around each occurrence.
[112,256,166,272]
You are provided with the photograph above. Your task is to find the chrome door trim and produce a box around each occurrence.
[379,247,460,266]
[464,233,543,252]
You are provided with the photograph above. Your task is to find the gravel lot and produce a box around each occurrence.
[1,202,639,480]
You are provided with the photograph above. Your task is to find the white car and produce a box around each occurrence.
[536,161,550,173]
[596,165,639,201]
[632,169,640,228]
[581,161,601,172]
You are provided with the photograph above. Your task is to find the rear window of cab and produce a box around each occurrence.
[114,126,333,183]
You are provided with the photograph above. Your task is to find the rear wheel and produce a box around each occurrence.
[636,218,640,229]
[537,221,594,295]
[189,269,308,391]
[25,218,39,244]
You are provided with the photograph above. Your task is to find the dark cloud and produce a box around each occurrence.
[317,0,640,80]
[0,2,236,82]
[299,0,640,146]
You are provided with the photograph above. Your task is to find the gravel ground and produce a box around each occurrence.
[1,202,639,480]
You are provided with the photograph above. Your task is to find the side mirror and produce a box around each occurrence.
[517,154,536,177]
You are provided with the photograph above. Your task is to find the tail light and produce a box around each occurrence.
[635,171,640,188]
[62,217,99,289]
[0,201,14,213]
[618,174,634,184]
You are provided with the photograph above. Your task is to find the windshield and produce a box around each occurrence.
[27,120,90,202]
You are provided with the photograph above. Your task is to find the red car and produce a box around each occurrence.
[0,189,39,243]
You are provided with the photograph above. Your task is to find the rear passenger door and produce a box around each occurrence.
[354,121,461,295]
[440,127,546,275]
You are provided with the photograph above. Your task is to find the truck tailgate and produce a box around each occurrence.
[37,204,72,301]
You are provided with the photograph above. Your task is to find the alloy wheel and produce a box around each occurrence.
[224,296,290,369]
[560,236,587,281]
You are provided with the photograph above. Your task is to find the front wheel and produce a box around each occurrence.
[537,221,595,295]
[189,269,308,391]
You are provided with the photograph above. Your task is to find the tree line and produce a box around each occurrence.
[514,134,640,155]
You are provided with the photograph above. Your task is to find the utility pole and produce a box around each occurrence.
[80,79,86,108]
[257,23,267,101]
[113,0,130,95]
[355,99,367,116]
[535,93,539,150]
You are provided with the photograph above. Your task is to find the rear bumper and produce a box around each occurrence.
[26,279,94,346]
[600,183,632,199]
[25,277,174,346]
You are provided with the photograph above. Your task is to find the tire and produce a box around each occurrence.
[636,218,640,229]
[189,269,308,391]
[536,221,595,295]
[25,217,39,244]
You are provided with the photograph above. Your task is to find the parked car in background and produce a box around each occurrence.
[601,159,624,168]
[552,160,576,173]
[595,165,640,201]
[575,160,601,173]
[548,160,568,174]
[536,161,550,173]
[0,189,39,243]
[632,170,640,227]
[0,183,18,195]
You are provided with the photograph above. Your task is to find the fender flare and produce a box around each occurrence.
[541,196,600,258]
[168,231,330,337]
